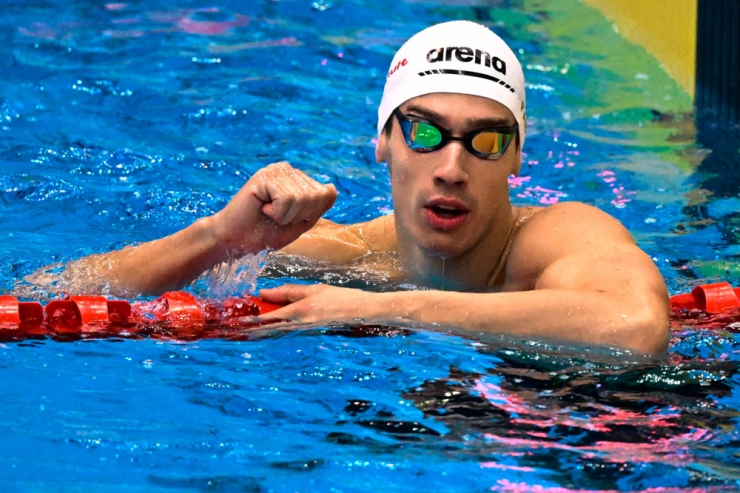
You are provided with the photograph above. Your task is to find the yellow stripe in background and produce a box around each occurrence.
[581,0,697,98]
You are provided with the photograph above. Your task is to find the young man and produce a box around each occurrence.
[50,21,669,353]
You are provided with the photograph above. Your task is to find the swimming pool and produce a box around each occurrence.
[2,0,740,491]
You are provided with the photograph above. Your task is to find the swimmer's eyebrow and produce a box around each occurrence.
[403,105,515,129]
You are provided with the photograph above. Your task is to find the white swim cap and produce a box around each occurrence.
[377,20,527,147]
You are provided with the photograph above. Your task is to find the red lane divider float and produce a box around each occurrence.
[3,282,737,341]
[0,291,285,342]
[669,282,740,313]
[670,282,740,331]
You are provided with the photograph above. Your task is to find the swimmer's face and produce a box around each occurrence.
[376,93,521,259]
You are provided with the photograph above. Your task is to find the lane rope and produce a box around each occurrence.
[2,282,738,340]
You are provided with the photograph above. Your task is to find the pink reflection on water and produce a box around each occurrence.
[581,428,710,464]
[175,12,249,35]
[597,169,634,208]
[19,7,253,40]
[507,176,531,188]
[476,377,681,433]
[473,376,709,473]
[480,461,535,472]
[515,185,567,205]
[17,23,57,39]
[530,144,579,174]
[104,29,144,38]
[209,37,301,53]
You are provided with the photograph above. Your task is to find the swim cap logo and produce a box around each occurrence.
[387,58,408,79]
[426,47,507,75]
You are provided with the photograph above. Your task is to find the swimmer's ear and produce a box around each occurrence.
[375,131,389,165]
[510,148,522,177]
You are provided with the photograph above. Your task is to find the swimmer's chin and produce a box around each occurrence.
[418,243,465,261]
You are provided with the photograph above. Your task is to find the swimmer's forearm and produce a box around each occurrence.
[31,162,337,296]
[374,289,669,354]
[63,216,244,296]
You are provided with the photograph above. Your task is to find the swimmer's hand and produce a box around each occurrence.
[210,162,338,254]
[256,284,380,325]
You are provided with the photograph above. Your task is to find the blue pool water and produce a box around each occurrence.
[3,0,740,491]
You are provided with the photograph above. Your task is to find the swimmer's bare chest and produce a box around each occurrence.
[473,205,544,292]
[493,205,544,292]
[334,205,546,291]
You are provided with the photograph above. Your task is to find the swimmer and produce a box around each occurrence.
[39,21,669,353]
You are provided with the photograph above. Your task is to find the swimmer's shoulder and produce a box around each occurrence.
[344,213,398,253]
[513,201,631,241]
[505,202,633,288]
[282,214,398,264]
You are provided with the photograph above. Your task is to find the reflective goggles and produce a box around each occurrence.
[393,108,518,161]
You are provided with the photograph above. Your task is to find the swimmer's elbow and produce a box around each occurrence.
[618,301,670,355]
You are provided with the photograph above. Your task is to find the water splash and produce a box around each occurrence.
[202,251,267,298]
[311,1,333,11]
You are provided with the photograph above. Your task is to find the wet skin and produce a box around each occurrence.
[268,94,669,352]
[44,93,670,353]
[380,94,523,289]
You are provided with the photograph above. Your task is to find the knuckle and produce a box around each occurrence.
[321,190,335,201]
[266,161,291,174]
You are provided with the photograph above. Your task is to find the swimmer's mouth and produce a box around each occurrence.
[428,204,465,218]
[424,199,470,219]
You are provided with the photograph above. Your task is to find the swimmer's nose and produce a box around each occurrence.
[433,141,468,186]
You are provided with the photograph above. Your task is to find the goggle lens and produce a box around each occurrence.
[410,121,443,148]
[471,131,513,157]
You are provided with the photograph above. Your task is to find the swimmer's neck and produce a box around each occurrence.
[396,205,518,291]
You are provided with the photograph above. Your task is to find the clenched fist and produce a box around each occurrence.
[210,161,337,254]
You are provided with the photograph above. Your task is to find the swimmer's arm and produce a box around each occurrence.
[264,270,668,354]
[261,203,669,354]
[30,210,386,297]
[31,216,229,297]
[393,204,667,353]
[383,204,669,353]
[370,248,668,353]
[26,162,338,296]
